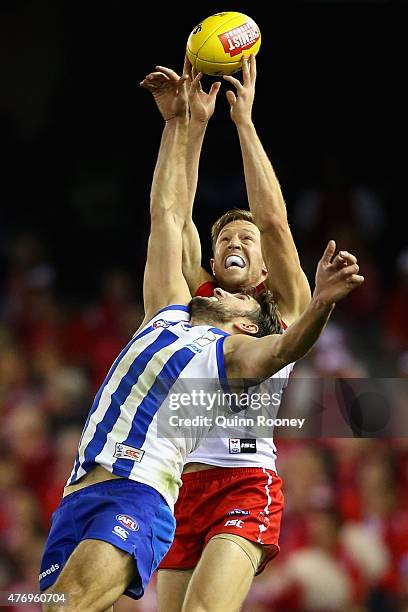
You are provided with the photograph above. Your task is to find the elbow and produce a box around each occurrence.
[257,211,288,235]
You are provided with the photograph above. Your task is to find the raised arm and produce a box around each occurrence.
[140,73,191,321]
[183,68,221,293]
[141,60,221,294]
[224,55,311,325]
[224,241,364,381]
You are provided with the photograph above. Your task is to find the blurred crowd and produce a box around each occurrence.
[0,165,407,612]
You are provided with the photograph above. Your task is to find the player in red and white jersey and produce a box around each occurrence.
[142,55,312,612]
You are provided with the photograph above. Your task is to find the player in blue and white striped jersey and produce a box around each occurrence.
[39,65,364,611]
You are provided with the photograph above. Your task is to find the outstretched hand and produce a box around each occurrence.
[140,62,188,121]
[140,57,221,124]
[314,240,365,305]
[223,54,256,125]
[188,65,221,123]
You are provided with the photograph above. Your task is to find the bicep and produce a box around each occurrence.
[224,335,286,383]
[261,222,311,322]
[143,215,191,319]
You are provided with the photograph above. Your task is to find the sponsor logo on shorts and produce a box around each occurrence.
[116,514,139,531]
[227,509,250,517]
[229,439,257,454]
[153,319,171,329]
[224,519,245,528]
[39,563,60,581]
[113,525,129,540]
[114,442,144,462]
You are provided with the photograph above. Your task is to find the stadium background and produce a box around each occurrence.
[0,1,407,610]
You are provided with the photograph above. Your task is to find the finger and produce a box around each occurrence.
[241,54,250,85]
[331,250,357,270]
[209,81,221,98]
[226,90,237,106]
[338,251,357,265]
[190,72,203,91]
[321,240,336,265]
[146,72,170,80]
[249,53,257,80]
[140,79,161,91]
[177,75,188,92]
[335,263,360,280]
[349,274,365,285]
[223,74,244,92]
[155,65,181,81]
[183,55,192,77]
[192,66,199,80]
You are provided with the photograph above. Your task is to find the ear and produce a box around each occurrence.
[233,321,259,336]
[210,258,216,275]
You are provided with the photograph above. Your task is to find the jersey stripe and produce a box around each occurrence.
[112,347,195,477]
[70,327,180,483]
[68,323,159,484]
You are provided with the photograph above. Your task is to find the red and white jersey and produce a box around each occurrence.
[185,281,293,473]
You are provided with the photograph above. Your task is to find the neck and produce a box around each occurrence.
[190,316,233,335]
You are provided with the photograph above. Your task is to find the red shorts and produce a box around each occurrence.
[159,467,284,575]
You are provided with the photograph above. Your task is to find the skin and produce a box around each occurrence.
[141,58,362,612]
[210,220,268,292]
[44,63,363,612]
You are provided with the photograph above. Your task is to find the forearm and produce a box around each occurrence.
[275,296,334,364]
[236,121,287,225]
[150,116,189,222]
[186,118,207,214]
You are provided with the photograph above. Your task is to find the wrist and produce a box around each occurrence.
[311,294,336,312]
[189,116,209,129]
[234,118,254,130]
[165,113,189,126]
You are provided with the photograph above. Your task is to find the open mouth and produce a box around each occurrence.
[224,254,246,269]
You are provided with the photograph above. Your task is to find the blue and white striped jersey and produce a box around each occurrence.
[67,305,230,510]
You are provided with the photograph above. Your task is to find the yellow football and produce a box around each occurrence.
[187,12,261,76]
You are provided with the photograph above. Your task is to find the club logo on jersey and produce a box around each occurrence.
[153,319,171,329]
[113,525,129,540]
[227,509,250,517]
[114,443,145,462]
[116,514,139,531]
[224,518,245,528]
[218,22,260,57]
[229,439,257,453]
[186,330,217,354]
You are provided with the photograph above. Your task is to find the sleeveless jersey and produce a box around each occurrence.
[186,281,294,472]
[67,305,231,510]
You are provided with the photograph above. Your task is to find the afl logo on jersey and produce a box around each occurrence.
[116,514,139,531]
[153,319,171,329]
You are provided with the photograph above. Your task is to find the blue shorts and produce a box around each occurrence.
[39,479,175,600]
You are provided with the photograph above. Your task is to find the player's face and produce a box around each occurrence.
[211,221,267,291]
[190,288,260,324]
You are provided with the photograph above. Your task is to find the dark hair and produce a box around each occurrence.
[245,289,283,337]
[211,209,255,252]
